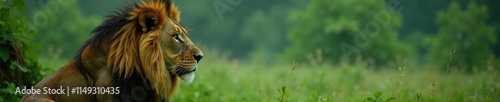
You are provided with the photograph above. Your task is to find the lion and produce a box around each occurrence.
[21,0,203,101]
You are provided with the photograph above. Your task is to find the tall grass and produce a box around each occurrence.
[34,47,499,101]
[173,49,499,102]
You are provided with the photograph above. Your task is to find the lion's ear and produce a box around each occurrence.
[167,2,180,22]
[159,0,179,22]
[138,10,159,33]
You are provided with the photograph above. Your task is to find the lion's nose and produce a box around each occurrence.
[193,54,203,63]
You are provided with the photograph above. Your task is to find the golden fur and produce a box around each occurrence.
[21,0,203,101]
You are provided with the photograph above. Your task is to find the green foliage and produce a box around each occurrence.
[366,92,395,102]
[284,0,414,66]
[0,2,32,46]
[276,85,289,102]
[0,0,48,101]
[172,48,498,101]
[1,81,21,102]
[173,0,302,59]
[241,8,288,64]
[31,0,101,61]
[426,1,496,70]
[0,46,9,61]
[173,54,499,101]
[308,91,328,102]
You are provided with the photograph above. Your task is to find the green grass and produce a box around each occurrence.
[173,57,499,102]
[38,54,499,102]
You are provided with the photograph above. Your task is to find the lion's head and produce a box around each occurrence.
[83,0,202,99]
[19,0,202,101]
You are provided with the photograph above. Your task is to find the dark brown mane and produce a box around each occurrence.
[71,3,135,102]
[72,0,176,101]
[75,0,174,59]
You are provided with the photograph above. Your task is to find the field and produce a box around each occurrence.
[34,49,500,102]
[166,51,499,102]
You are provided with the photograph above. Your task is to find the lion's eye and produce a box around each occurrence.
[173,34,182,43]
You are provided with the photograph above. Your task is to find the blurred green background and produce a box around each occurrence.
[1,0,499,101]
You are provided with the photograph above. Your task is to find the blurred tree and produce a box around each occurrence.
[30,0,101,60]
[399,0,499,35]
[176,0,299,59]
[399,0,500,65]
[399,0,449,37]
[241,7,289,64]
[426,1,496,70]
[0,0,49,101]
[24,0,129,17]
[284,0,414,66]
[78,0,128,16]
[175,0,249,58]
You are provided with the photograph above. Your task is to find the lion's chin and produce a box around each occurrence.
[179,72,195,83]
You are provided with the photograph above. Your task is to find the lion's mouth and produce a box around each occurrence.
[165,60,198,83]
[175,66,196,75]
[172,65,197,83]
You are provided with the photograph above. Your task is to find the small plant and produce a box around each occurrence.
[276,86,289,102]
[276,62,298,102]
[416,93,423,102]
[309,91,328,102]
[445,49,456,79]
[395,64,406,98]
[388,62,406,100]
[424,71,436,101]
[366,92,395,102]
